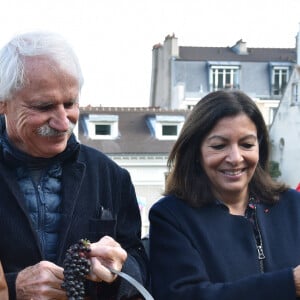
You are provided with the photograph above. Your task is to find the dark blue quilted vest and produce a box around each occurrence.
[17,163,62,262]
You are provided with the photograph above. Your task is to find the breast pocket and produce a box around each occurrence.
[88,218,116,242]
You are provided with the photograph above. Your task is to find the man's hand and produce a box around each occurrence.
[88,235,127,283]
[16,261,67,300]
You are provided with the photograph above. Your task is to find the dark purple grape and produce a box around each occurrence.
[62,239,91,299]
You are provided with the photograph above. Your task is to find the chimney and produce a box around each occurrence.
[164,33,179,58]
[231,39,248,55]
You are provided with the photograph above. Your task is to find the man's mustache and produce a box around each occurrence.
[37,122,76,137]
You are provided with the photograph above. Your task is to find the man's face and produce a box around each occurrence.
[1,56,80,158]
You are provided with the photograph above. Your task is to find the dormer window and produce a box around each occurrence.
[270,64,290,97]
[147,115,185,140]
[273,67,288,96]
[88,114,118,140]
[208,62,240,92]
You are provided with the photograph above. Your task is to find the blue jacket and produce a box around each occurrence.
[149,189,300,299]
[0,133,148,299]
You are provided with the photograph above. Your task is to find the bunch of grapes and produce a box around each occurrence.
[61,238,91,300]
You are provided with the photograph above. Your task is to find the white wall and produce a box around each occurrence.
[269,68,300,187]
[109,155,168,236]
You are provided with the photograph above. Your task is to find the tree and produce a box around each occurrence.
[268,160,281,179]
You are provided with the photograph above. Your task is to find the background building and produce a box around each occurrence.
[78,106,189,235]
[77,27,300,234]
[150,33,298,126]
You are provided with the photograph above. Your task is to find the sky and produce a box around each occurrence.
[0,0,300,107]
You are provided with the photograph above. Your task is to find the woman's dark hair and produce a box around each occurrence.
[165,90,288,207]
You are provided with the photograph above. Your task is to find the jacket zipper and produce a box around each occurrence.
[254,206,265,273]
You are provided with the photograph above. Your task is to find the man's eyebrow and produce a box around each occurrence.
[28,102,55,108]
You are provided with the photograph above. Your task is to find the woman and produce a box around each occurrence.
[149,90,300,299]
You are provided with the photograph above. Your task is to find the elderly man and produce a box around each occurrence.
[0,31,148,299]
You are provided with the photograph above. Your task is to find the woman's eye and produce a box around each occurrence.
[242,143,254,149]
[211,144,225,150]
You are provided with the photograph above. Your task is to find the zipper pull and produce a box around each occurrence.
[257,245,266,260]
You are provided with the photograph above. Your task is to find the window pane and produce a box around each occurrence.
[95,124,111,135]
[225,69,231,88]
[273,70,280,95]
[212,69,217,90]
[273,68,288,96]
[233,69,239,88]
[282,71,288,92]
[162,125,177,136]
[217,70,223,89]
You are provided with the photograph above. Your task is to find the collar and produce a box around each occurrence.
[0,132,80,168]
[215,195,261,214]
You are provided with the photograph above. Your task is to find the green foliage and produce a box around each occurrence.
[269,160,281,179]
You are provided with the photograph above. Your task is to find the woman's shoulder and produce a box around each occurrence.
[265,188,300,218]
[276,188,300,208]
[151,194,180,208]
[150,194,190,214]
[280,188,300,199]
[149,194,204,222]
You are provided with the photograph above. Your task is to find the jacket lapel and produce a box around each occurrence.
[57,160,86,260]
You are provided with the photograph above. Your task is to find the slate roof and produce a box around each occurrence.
[178,46,296,62]
[78,106,190,155]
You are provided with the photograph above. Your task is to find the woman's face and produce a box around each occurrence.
[200,113,259,202]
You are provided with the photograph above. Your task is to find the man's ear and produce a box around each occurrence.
[0,101,6,114]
